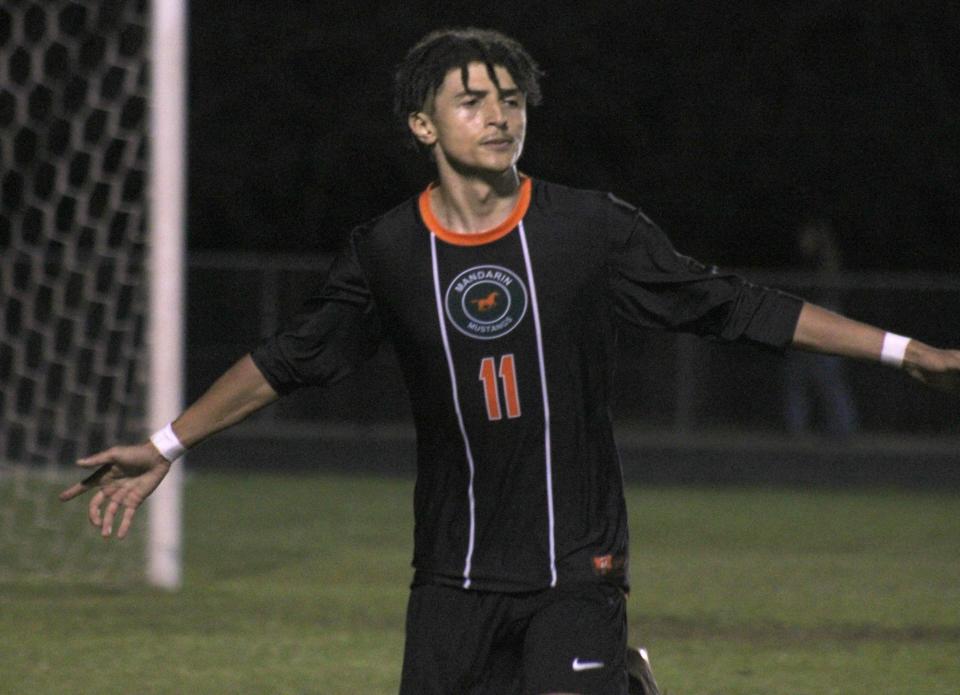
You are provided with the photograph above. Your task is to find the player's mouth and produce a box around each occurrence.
[480,137,515,150]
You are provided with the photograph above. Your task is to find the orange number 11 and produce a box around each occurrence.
[479,354,521,421]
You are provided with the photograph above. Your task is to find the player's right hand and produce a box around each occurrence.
[58,443,172,540]
[904,344,960,396]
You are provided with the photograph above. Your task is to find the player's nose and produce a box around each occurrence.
[484,99,506,127]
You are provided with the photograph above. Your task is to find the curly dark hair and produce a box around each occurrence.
[393,27,544,130]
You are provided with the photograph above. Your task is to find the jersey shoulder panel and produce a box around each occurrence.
[337,196,423,290]
[530,179,641,249]
[351,195,422,248]
[531,178,629,214]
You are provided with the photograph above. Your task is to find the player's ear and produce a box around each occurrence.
[408,111,437,147]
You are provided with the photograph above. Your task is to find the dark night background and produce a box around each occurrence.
[187,0,960,271]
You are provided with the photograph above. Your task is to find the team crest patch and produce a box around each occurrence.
[445,265,528,340]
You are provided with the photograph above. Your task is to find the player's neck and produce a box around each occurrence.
[430,167,522,234]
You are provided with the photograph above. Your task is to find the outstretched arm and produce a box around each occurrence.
[156,353,279,450]
[792,303,960,394]
[59,354,278,538]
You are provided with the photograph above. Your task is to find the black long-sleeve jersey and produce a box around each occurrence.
[251,177,803,593]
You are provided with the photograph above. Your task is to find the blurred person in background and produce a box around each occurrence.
[784,219,859,437]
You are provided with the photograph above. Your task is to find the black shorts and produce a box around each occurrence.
[399,582,628,695]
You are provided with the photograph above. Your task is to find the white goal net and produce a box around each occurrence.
[0,0,184,586]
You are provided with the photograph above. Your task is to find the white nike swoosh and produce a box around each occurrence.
[571,658,605,671]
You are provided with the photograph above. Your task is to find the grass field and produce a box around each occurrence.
[1,471,959,694]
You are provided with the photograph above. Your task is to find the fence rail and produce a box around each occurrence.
[186,251,960,443]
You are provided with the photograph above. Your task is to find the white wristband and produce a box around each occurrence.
[880,332,911,368]
[149,423,187,462]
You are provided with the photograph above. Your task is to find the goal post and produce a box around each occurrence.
[0,0,186,588]
[147,0,187,590]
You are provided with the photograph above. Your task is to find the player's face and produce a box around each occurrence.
[410,62,527,178]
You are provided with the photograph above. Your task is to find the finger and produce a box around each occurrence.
[116,504,138,540]
[101,497,121,538]
[59,481,90,502]
[77,449,118,468]
[88,490,106,527]
[60,463,111,502]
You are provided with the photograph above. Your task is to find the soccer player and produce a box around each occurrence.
[60,28,960,695]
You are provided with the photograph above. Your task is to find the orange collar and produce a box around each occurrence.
[419,177,532,247]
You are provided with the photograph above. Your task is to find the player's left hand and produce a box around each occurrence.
[904,343,960,395]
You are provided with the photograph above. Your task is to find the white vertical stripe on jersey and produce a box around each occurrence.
[518,221,558,587]
[430,233,478,589]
